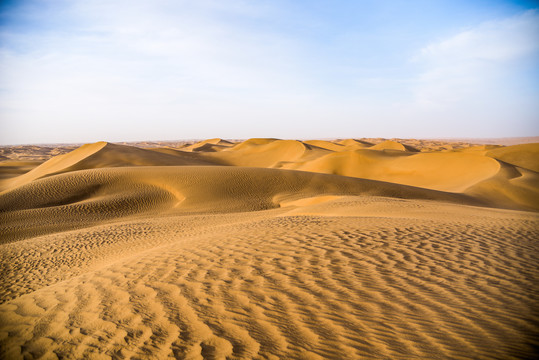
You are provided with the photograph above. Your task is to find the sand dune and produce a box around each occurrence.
[182,138,234,152]
[303,140,348,152]
[1,198,537,359]
[337,139,374,148]
[0,161,42,181]
[369,140,419,152]
[485,143,539,172]
[281,150,501,193]
[1,138,538,359]
[1,142,220,190]
[0,166,483,243]
[204,140,330,168]
[465,162,539,211]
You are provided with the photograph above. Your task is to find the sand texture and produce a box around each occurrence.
[1,138,538,359]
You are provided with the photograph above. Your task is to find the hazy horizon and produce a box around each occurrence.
[1,0,538,145]
[2,136,539,147]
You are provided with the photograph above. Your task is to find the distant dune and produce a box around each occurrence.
[428,136,539,146]
[1,138,538,359]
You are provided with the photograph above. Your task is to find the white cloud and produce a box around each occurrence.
[393,10,539,136]
[419,10,539,63]
[0,2,538,143]
[1,0,303,93]
[0,1,324,143]
[410,10,539,109]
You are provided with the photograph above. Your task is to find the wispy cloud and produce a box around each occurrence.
[1,1,304,94]
[0,2,538,143]
[0,1,318,142]
[387,9,539,137]
[410,10,539,109]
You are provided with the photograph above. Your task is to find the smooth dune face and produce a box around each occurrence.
[282,150,501,192]
[368,140,418,152]
[485,143,539,172]
[1,142,219,191]
[206,140,317,168]
[1,138,538,359]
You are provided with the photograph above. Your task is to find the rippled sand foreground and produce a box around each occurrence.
[1,138,538,359]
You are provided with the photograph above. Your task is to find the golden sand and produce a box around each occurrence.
[0,138,538,359]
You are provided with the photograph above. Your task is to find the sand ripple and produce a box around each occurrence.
[1,198,537,359]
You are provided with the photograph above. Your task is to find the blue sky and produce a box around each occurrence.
[1,0,538,144]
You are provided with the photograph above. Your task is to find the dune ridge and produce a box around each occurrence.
[1,138,538,359]
[1,142,220,191]
[5,138,535,210]
[0,165,486,244]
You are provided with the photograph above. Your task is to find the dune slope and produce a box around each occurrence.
[1,197,537,359]
[0,165,482,243]
[283,149,501,192]
[3,142,218,190]
[0,139,538,360]
[485,143,539,172]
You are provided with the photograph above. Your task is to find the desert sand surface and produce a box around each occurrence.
[0,138,538,359]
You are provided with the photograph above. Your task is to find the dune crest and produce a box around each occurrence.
[182,138,233,152]
[281,149,501,193]
[1,142,220,191]
[369,140,419,152]
[485,143,539,172]
[3,139,538,210]
[0,166,484,243]
[337,138,374,147]
[206,139,321,168]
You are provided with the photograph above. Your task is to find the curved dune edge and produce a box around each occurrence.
[0,166,484,243]
[464,163,539,211]
[280,150,502,192]
[2,140,537,211]
[485,143,539,172]
[1,141,222,190]
[369,139,419,152]
[1,139,537,215]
